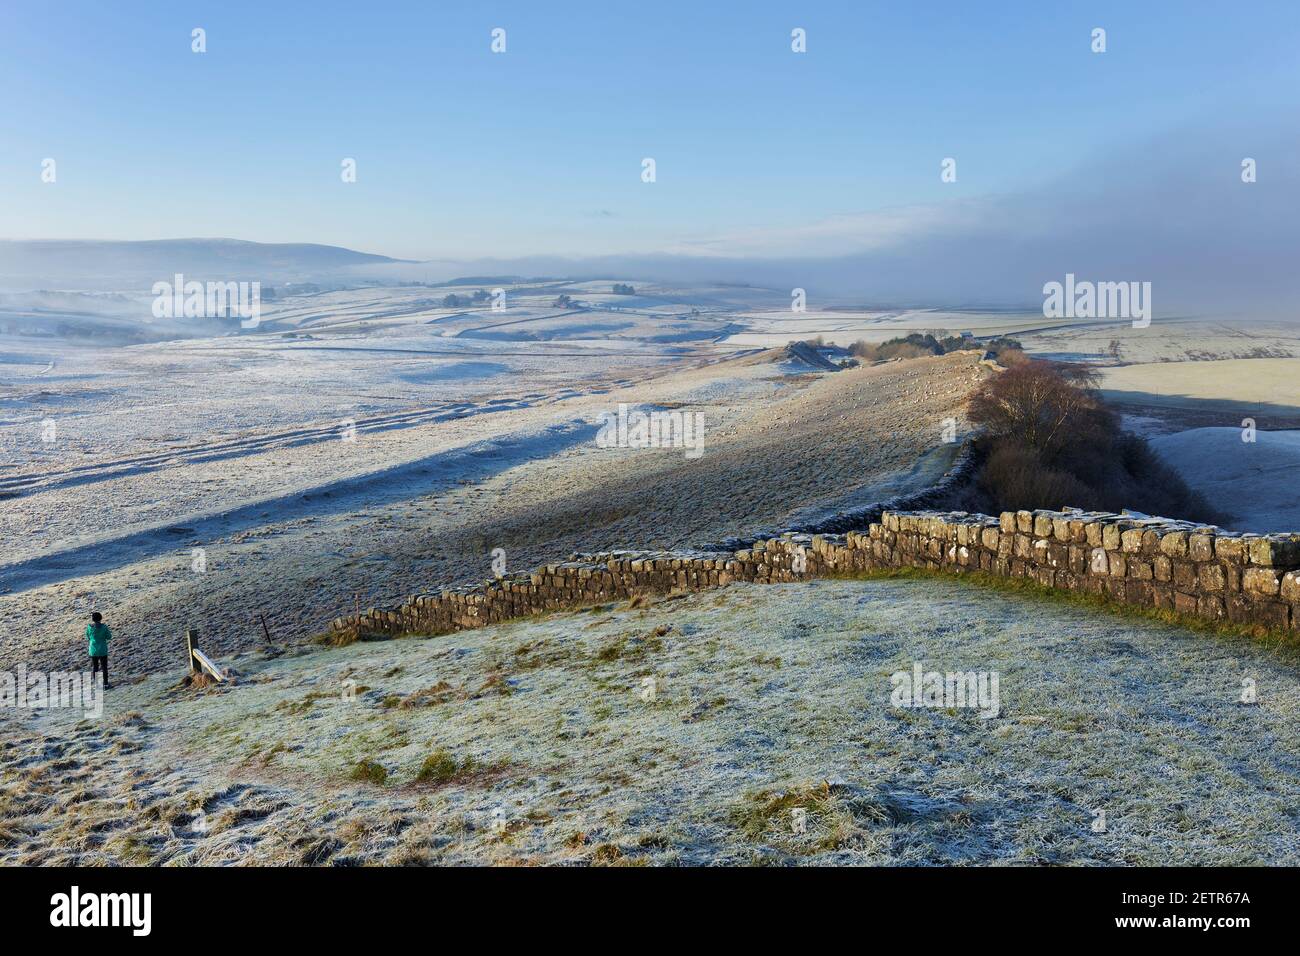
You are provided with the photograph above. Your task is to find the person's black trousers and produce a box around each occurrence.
[90,655,109,687]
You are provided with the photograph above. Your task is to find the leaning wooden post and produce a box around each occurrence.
[185,627,226,683]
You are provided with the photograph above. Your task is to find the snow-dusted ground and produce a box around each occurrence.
[719,309,1058,348]
[5,576,1299,866]
[0,280,987,679]
[7,275,1298,679]
[1020,317,1300,368]
[5,277,1300,867]
[1150,428,1300,532]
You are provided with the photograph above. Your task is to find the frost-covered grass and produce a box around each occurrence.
[2,348,982,683]
[4,576,1299,866]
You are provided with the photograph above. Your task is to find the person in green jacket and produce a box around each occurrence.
[87,611,111,689]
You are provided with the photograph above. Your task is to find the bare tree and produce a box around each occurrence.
[967,361,1111,462]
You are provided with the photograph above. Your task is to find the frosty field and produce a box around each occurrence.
[6,281,1300,679]
[4,576,1299,867]
[1,281,990,680]
[4,275,1300,870]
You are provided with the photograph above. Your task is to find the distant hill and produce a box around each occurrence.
[0,238,413,289]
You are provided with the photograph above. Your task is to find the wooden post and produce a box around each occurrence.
[258,613,273,646]
[185,627,226,683]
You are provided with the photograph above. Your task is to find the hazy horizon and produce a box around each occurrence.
[5,1,1300,312]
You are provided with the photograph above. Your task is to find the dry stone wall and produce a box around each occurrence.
[331,508,1300,640]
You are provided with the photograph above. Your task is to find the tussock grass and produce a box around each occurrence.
[384,681,458,709]
[414,750,472,785]
[348,759,388,785]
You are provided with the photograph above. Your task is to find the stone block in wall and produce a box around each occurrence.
[1129,559,1153,581]
[1016,511,1034,533]
[1086,521,1103,547]
[1089,547,1108,575]
[1014,534,1032,560]
[1198,564,1226,592]
[1173,591,1198,615]
[1121,529,1145,554]
[1108,551,1126,578]
[1225,593,1253,624]
[1172,561,1197,591]
[1188,534,1215,563]
[1249,535,1300,569]
[1034,514,1054,537]
[1214,536,1246,563]
[1243,567,1282,597]
[1159,531,1188,558]
[1000,512,1016,533]
[1152,584,1173,609]
[981,528,1000,550]
[1127,579,1154,606]
[1251,601,1290,630]
[1197,594,1226,621]
[1102,524,1122,551]
[1281,571,1300,604]
[1154,555,1172,582]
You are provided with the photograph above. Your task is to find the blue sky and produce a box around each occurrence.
[4,0,1300,260]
